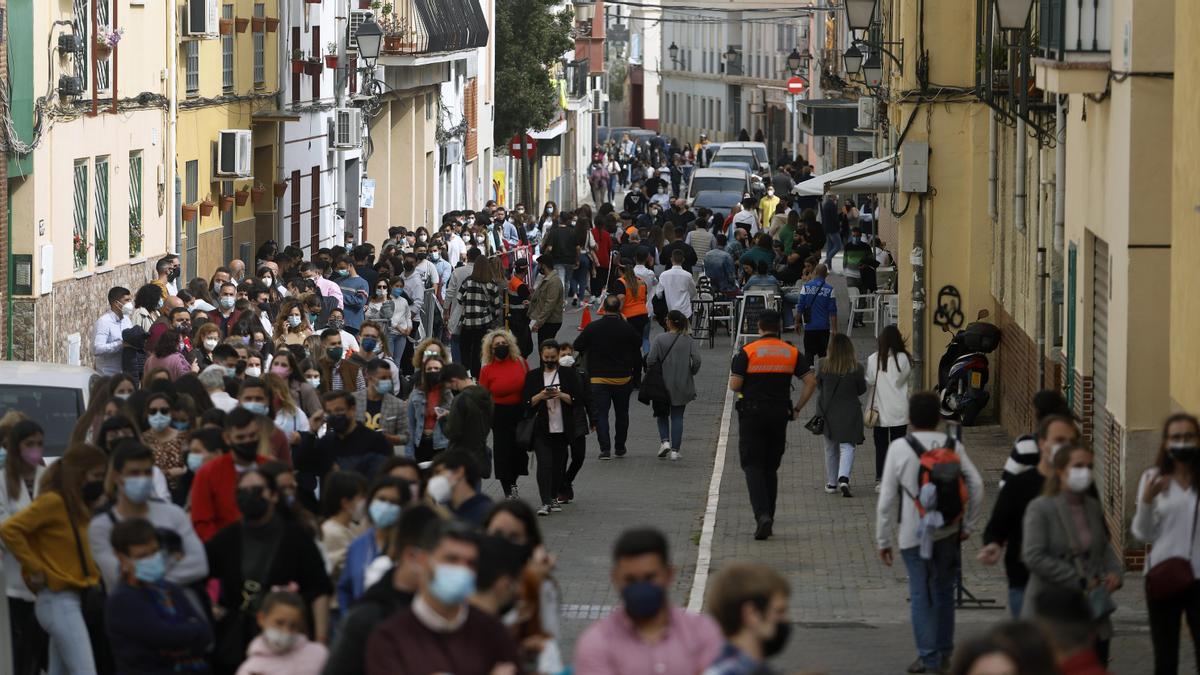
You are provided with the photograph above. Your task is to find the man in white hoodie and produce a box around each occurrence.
[876,392,984,674]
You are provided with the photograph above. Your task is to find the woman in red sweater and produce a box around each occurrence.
[479,329,529,498]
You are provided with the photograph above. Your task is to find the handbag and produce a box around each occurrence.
[864,355,882,428]
[1056,501,1118,621]
[1146,489,1200,601]
[638,334,681,406]
[66,504,109,669]
[805,373,841,436]
[516,415,536,451]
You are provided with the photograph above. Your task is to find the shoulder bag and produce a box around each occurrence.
[66,504,108,670]
[638,334,682,406]
[1146,486,1200,601]
[805,372,841,435]
[864,355,882,428]
[1054,500,1117,620]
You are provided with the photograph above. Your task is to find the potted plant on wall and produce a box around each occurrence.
[265,16,279,32]
[199,197,215,217]
[252,182,266,203]
[181,203,198,220]
[325,42,339,69]
[95,25,124,59]
[273,180,288,198]
[251,15,266,32]
[235,186,251,206]
[73,234,89,270]
[219,193,235,212]
[219,17,234,35]
[292,48,306,74]
[235,16,249,33]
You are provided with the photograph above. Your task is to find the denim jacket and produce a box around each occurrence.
[405,387,452,457]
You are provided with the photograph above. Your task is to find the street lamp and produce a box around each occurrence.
[994,0,1036,31]
[844,0,877,32]
[862,51,884,88]
[842,44,863,75]
[668,41,680,65]
[786,48,804,73]
[354,17,383,67]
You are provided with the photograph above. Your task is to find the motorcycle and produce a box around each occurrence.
[936,309,1001,426]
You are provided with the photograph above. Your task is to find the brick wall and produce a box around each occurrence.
[994,306,1061,439]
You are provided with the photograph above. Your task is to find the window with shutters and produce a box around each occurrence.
[222,5,234,92]
[253,4,265,86]
[73,0,113,91]
[73,160,89,271]
[185,41,200,96]
[185,160,199,279]
[94,156,109,267]
[128,152,143,258]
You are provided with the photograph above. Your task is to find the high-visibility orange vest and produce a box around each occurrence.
[620,279,648,319]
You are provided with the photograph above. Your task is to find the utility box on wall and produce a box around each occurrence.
[899,141,929,193]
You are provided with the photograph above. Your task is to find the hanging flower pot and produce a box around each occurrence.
[219,195,236,212]
[181,204,198,220]
[303,59,323,76]
[235,17,250,33]
[251,16,266,32]
[265,17,279,32]
[252,184,267,203]
[235,188,251,206]
[324,54,339,69]
[219,18,234,35]
[292,58,305,74]
[273,181,288,198]
[94,40,113,60]
[384,35,404,52]
[199,199,215,217]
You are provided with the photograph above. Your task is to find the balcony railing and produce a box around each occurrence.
[1039,0,1111,60]
[380,0,489,56]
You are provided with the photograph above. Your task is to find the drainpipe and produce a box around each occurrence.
[912,195,927,389]
[167,0,178,257]
[336,0,350,246]
[1054,95,1065,254]
[277,1,289,246]
[1035,138,1046,388]
[988,112,997,220]
[1015,119,1026,234]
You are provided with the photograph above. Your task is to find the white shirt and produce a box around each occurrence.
[1133,469,1200,576]
[650,193,671,209]
[191,298,216,313]
[93,309,132,375]
[732,210,759,235]
[655,266,697,318]
[416,260,439,290]
[446,234,467,267]
[404,272,426,315]
[210,390,239,412]
[876,431,985,551]
[865,352,912,427]
[275,406,311,436]
[543,369,564,433]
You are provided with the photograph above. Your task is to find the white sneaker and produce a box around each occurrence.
[669,450,681,461]
[657,441,671,459]
[824,484,837,494]
[874,482,882,493]
[536,504,550,516]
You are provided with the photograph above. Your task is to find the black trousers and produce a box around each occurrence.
[492,404,527,491]
[538,323,562,349]
[873,424,908,481]
[591,268,611,298]
[533,431,569,506]
[1147,580,1200,675]
[803,329,830,360]
[9,597,47,675]
[460,326,488,377]
[737,413,789,520]
[565,432,587,487]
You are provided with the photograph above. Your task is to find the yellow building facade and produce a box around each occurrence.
[1171,0,1200,414]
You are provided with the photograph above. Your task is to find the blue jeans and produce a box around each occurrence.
[900,537,961,670]
[824,231,843,267]
[590,382,632,453]
[655,405,686,449]
[450,333,462,364]
[1007,586,1025,619]
[554,264,573,293]
[823,439,855,486]
[35,588,96,675]
[571,254,592,299]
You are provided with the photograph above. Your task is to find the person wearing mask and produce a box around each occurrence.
[317,329,364,393]
[333,256,369,336]
[573,295,641,461]
[209,283,243,338]
[555,342,592,504]
[529,256,565,347]
[796,264,838,360]
[543,217,582,287]
[205,468,332,671]
[523,341,581,516]
[0,420,49,675]
[0,443,108,675]
[758,186,781,227]
[704,562,792,675]
[364,277,395,330]
[609,259,651,349]
[480,330,529,499]
[351,321,402,392]
[655,249,698,319]
[274,299,313,350]
[140,391,187,494]
[335,477,412,612]
[264,373,311,446]
[429,449,494,526]
[729,310,817,540]
[624,182,647,216]
[324,503,433,675]
[144,326,193,382]
[876,392,986,674]
[646,311,701,462]
[235,590,328,675]
[104,518,212,674]
[404,357,452,462]
[443,248,478,364]
[575,527,722,672]
[190,408,268,541]
[319,471,367,620]
[441,363,494,484]
[87,442,208,593]
[94,286,133,376]
[1022,441,1123,665]
[383,277,415,371]
[312,391,391,478]
[820,194,842,267]
[665,198,696,234]
[351,359,407,452]
[365,521,520,673]
[979,415,1080,619]
[506,258,534,358]
[236,378,292,464]
[815,334,867,497]
[866,325,914,491]
[299,262,344,311]
[458,261,504,377]
[704,234,738,294]
[999,390,1074,486]
[1132,414,1200,674]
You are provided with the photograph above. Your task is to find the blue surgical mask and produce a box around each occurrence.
[123,476,155,504]
[308,312,320,326]
[133,551,166,584]
[429,564,476,605]
[170,420,190,432]
[335,269,349,278]
[368,499,401,528]
[391,288,404,299]
[219,296,235,310]
[0,446,7,465]
[375,379,393,395]
[288,315,302,328]
[147,412,171,431]
[242,401,269,416]
[361,337,379,353]
[186,453,206,472]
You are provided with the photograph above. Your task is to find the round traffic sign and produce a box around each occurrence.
[786,76,806,95]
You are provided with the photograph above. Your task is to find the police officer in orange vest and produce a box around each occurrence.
[728,309,817,540]
[507,258,534,358]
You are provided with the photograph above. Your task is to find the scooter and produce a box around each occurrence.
[936,309,1001,426]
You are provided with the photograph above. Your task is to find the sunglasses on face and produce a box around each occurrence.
[148,407,171,415]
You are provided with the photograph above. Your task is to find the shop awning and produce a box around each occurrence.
[793,155,895,196]
[528,119,568,140]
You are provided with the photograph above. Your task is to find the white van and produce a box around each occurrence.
[716,142,771,172]
[0,362,99,458]
[686,168,751,205]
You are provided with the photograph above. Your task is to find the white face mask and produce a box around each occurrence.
[307,376,321,389]
[426,474,453,504]
[203,338,219,351]
[121,301,134,315]
[244,366,262,378]
[261,628,298,654]
[1066,467,1093,493]
[559,354,576,368]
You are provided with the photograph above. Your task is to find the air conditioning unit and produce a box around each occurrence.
[216,129,252,177]
[185,0,219,37]
[330,108,363,149]
[857,97,877,129]
[590,88,604,113]
[347,10,373,53]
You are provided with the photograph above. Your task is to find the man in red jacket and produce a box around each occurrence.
[207,282,243,337]
[190,407,265,541]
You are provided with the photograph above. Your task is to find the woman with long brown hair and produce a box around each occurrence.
[0,417,47,674]
[609,258,650,342]
[458,258,504,377]
[866,325,913,491]
[0,443,108,675]
[272,297,312,349]
[815,333,867,497]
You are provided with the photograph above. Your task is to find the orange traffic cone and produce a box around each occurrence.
[578,306,592,330]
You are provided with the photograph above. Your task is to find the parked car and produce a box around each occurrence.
[686,168,752,204]
[0,362,98,458]
[717,141,771,172]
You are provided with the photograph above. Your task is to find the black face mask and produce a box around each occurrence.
[232,441,259,462]
[763,621,791,657]
[326,413,350,434]
[236,488,270,521]
[493,344,511,360]
[1169,445,1200,466]
[423,370,442,388]
[542,360,558,371]
[82,479,105,505]
[168,268,180,282]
